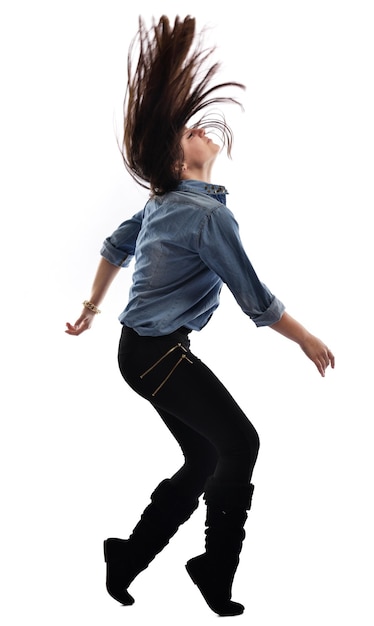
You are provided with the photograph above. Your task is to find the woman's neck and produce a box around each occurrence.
[181,163,214,183]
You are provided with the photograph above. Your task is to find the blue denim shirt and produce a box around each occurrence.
[100,179,285,335]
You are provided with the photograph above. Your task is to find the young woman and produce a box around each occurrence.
[66,15,334,617]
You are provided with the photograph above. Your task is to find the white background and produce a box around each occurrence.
[1,1,373,624]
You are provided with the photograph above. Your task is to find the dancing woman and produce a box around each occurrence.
[66,15,334,616]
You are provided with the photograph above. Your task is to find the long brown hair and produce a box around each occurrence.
[121,15,244,195]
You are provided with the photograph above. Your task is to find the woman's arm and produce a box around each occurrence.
[270,311,335,377]
[65,257,121,336]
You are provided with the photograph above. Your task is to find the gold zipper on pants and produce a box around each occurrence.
[140,342,193,397]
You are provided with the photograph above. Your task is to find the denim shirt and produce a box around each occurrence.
[100,179,285,336]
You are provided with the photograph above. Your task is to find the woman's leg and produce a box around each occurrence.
[104,474,200,605]
[105,362,218,605]
[118,325,260,484]
[117,326,260,614]
[154,406,218,497]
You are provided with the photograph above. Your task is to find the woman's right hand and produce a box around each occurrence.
[65,309,96,336]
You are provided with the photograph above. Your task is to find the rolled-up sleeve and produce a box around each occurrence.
[198,205,285,327]
[100,211,143,268]
[250,293,285,327]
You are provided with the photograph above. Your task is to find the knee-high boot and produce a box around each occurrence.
[104,479,199,605]
[185,476,254,616]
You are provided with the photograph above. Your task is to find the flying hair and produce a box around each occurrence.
[121,15,245,195]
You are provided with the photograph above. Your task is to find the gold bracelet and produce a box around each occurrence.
[83,300,101,314]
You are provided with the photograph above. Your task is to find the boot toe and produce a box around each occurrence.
[106,585,135,606]
[104,539,135,605]
[186,556,244,616]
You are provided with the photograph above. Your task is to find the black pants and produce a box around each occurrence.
[118,325,260,500]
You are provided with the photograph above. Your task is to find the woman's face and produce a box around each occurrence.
[180,127,220,172]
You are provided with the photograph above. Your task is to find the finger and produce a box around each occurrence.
[321,349,333,371]
[328,349,335,369]
[65,326,79,335]
[65,322,80,331]
[65,322,83,335]
[316,358,325,377]
[66,319,92,334]
[66,327,84,336]
[322,350,330,369]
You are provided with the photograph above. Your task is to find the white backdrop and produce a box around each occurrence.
[1,1,373,625]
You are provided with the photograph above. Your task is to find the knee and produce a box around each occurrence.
[238,422,260,458]
[250,425,260,458]
[231,424,260,469]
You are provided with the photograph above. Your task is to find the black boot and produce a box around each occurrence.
[186,477,254,616]
[104,479,199,605]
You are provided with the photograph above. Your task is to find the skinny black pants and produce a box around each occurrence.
[118,325,260,500]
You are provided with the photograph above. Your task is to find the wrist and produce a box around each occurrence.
[82,300,101,314]
[298,330,313,348]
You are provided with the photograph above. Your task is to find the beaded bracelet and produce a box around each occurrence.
[83,300,101,314]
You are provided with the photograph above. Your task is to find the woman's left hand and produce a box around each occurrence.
[299,334,335,377]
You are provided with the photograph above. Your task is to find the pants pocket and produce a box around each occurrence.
[140,342,193,397]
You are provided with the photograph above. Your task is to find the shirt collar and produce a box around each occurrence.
[176,179,229,205]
